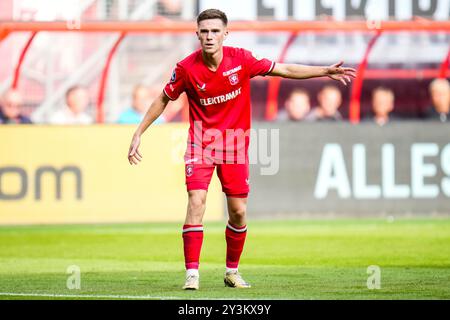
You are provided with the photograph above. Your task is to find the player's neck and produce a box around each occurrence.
[201,49,223,72]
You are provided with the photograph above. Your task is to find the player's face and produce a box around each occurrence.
[196,19,228,55]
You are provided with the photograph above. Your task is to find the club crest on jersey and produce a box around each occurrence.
[170,70,176,82]
[228,73,239,85]
[196,83,206,91]
[186,164,194,177]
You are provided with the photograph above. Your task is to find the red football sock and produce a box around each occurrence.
[182,224,204,270]
[225,221,247,269]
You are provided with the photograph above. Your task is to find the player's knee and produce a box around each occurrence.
[229,205,246,220]
[188,192,206,214]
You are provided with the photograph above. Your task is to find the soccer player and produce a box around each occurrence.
[127,9,356,290]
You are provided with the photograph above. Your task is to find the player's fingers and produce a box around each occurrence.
[133,150,142,160]
[136,148,143,159]
[345,76,352,83]
[129,144,138,157]
[130,156,139,165]
[340,77,347,86]
[344,67,357,73]
[333,61,344,68]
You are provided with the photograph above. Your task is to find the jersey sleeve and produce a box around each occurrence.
[163,64,186,100]
[242,49,275,78]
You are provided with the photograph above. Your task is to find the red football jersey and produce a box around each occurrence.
[163,46,275,164]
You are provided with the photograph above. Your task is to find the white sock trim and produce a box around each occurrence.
[186,269,199,277]
[182,226,204,233]
[226,224,247,233]
[226,267,238,274]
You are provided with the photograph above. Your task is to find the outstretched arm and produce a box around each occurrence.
[128,92,170,165]
[269,61,357,86]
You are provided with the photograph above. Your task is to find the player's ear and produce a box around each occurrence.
[224,29,228,39]
[196,30,200,40]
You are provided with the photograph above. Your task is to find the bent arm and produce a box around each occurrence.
[134,91,170,137]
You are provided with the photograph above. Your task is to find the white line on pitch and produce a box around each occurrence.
[0,292,247,300]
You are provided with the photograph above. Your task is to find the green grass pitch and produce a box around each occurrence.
[0,218,449,300]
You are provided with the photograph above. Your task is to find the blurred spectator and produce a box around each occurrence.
[305,85,343,121]
[161,91,188,122]
[277,89,311,121]
[48,86,92,124]
[424,78,450,122]
[370,87,396,126]
[158,0,182,15]
[0,89,32,124]
[117,85,165,124]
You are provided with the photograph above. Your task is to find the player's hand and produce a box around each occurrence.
[128,134,142,165]
[326,61,357,86]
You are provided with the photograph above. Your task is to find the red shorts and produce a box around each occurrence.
[185,162,249,198]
